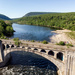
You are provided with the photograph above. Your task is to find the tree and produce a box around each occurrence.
[0,20,7,29]
[6,26,13,34]
[0,25,4,33]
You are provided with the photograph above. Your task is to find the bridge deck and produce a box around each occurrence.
[1,39,75,51]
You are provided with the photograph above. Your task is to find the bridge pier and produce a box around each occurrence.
[54,51,58,59]
[9,45,12,48]
[0,40,4,62]
[14,45,17,48]
[31,47,35,50]
[57,69,64,75]
[4,44,7,50]
[45,50,49,54]
[38,48,41,52]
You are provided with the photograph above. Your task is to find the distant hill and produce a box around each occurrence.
[0,14,11,20]
[12,12,75,31]
[24,12,57,17]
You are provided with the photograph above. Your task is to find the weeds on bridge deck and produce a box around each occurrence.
[56,41,73,47]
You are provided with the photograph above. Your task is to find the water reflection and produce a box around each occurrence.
[11,23,56,41]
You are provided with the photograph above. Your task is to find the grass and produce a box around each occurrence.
[66,43,73,47]
[65,31,75,40]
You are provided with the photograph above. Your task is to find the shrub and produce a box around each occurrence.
[42,40,48,44]
[66,43,73,47]
[56,41,65,46]
[15,41,21,46]
[13,38,19,41]
[0,35,7,39]
[31,40,35,42]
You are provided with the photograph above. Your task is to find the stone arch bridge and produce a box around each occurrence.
[0,40,75,75]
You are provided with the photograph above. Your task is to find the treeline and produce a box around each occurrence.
[24,12,56,17]
[12,12,75,31]
[0,20,14,37]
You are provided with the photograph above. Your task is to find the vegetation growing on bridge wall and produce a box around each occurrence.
[31,40,35,42]
[56,41,73,47]
[13,38,21,46]
[42,40,48,44]
[13,38,19,41]
[56,41,65,46]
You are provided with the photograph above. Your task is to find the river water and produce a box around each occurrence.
[0,51,58,75]
[0,24,58,75]
[10,23,56,41]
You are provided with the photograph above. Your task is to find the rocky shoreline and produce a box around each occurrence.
[50,29,75,45]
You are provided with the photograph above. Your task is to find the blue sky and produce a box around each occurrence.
[0,0,75,18]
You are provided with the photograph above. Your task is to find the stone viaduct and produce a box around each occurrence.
[0,40,75,75]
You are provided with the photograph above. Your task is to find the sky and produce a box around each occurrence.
[0,0,75,18]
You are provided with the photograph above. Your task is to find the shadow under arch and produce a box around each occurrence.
[6,44,10,48]
[11,45,14,48]
[40,49,46,53]
[34,48,38,51]
[8,51,57,71]
[57,52,63,61]
[48,50,54,56]
[2,44,5,50]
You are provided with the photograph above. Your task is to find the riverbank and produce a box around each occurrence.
[50,29,75,45]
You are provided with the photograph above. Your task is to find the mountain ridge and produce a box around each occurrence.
[23,12,58,17]
[0,14,11,20]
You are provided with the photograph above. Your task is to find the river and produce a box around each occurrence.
[0,24,58,75]
[10,23,56,41]
[0,51,58,75]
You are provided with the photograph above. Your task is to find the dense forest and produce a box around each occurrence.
[12,12,75,31]
[0,20,14,37]
[24,12,57,17]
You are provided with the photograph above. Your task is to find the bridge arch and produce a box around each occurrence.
[40,49,46,53]
[8,50,58,71]
[34,48,38,51]
[48,50,54,56]
[28,47,31,49]
[6,44,10,48]
[57,52,63,61]
[11,45,14,48]
[1,43,64,75]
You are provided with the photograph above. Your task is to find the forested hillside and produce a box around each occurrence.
[24,12,56,17]
[0,20,14,37]
[12,12,75,31]
[0,14,11,20]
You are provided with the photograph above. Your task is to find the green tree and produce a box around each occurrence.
[6,26,13,34]
[0,20,7,29]
[0,25,4,33]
